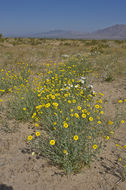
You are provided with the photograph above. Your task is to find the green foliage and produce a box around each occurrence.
[90,46,104,55]
[28,38,42,45]
[0,63,31,96]
[114,40,125,44]
[85,40,99,46]
[105,72,114,82]
[26,59,119,174]
[7,86,39,121]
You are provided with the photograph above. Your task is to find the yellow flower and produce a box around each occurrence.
[106,136,110,140]
[124,99,126,102]
[123,145,126,149]
[50,140,55,145]
[36,105,43,110]
[53,127,56,130]
[88,136,91,139]
[35,123,39,127]
[77,106,82,110]
[63,149,68,155]
[72,99,76,103]
[64,93,68,97]
[121,120,125,124]
[32,112,37,118]
[36,132,40,136]
[70,109,73,112]
[118,99,123,103]
[99,92,104,96]
[53,122,57,125]
[99,99,102,103]
[51,95,55,99]
[83,109,87,113]
[95,105,100,109]
[93,144,97,149]
[89,117,93,121]
[53,102,59,107]
[23,107,26,111]
[45,103,51,108]
[0,99,3,102]
[108,120,113,125]
[9,88,13,93]
[82,114,86,118]
[68,100,71,104]
[94,92,97,96]
[118,157,122,161]
[64,122,68,128]
[70,113,74,117]
[35,117,39,122]
[115,144,120,147]
[97,121,102,124]
[100,111,104,114]
[87,112,90,115]
[74,113,79,118]
[88,94,92,98]
[73,135,79,141]
[0,89,5,92]
[97,116,100,120]
[27,135,33,141]
[110,130,114,134]
[72,79,74,82]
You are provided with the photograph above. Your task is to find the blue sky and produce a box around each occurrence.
[0,0,126,35]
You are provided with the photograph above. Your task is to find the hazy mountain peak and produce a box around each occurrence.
[3,24,126,39]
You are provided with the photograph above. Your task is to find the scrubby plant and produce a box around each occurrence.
[25,59,125,174]
[2,55,125,175]
[0,63,31,96]
[7,85,39,121]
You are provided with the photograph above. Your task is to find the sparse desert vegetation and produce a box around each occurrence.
[0,37,126,190]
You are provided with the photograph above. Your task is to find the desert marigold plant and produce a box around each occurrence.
[27,58,122,174]
[5,58,125,175]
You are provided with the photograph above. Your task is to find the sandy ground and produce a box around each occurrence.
[0,78,126,190]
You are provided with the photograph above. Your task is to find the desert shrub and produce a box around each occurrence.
[101,40,108,43]
[7,86,39,121]
[105,72,114,82]
[114,40,125,44]
[0,63,31,96]
[99,43,109,48]
[85,40,99,46]
[4,55,125,175]
[28,38,42,45]
[63,42,71,46]
[25,59,125,174]
[90,46,103,55]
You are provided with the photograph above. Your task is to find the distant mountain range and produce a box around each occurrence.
[27,30,89,39]
[3,24,126,39]
[84,24,126,39]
